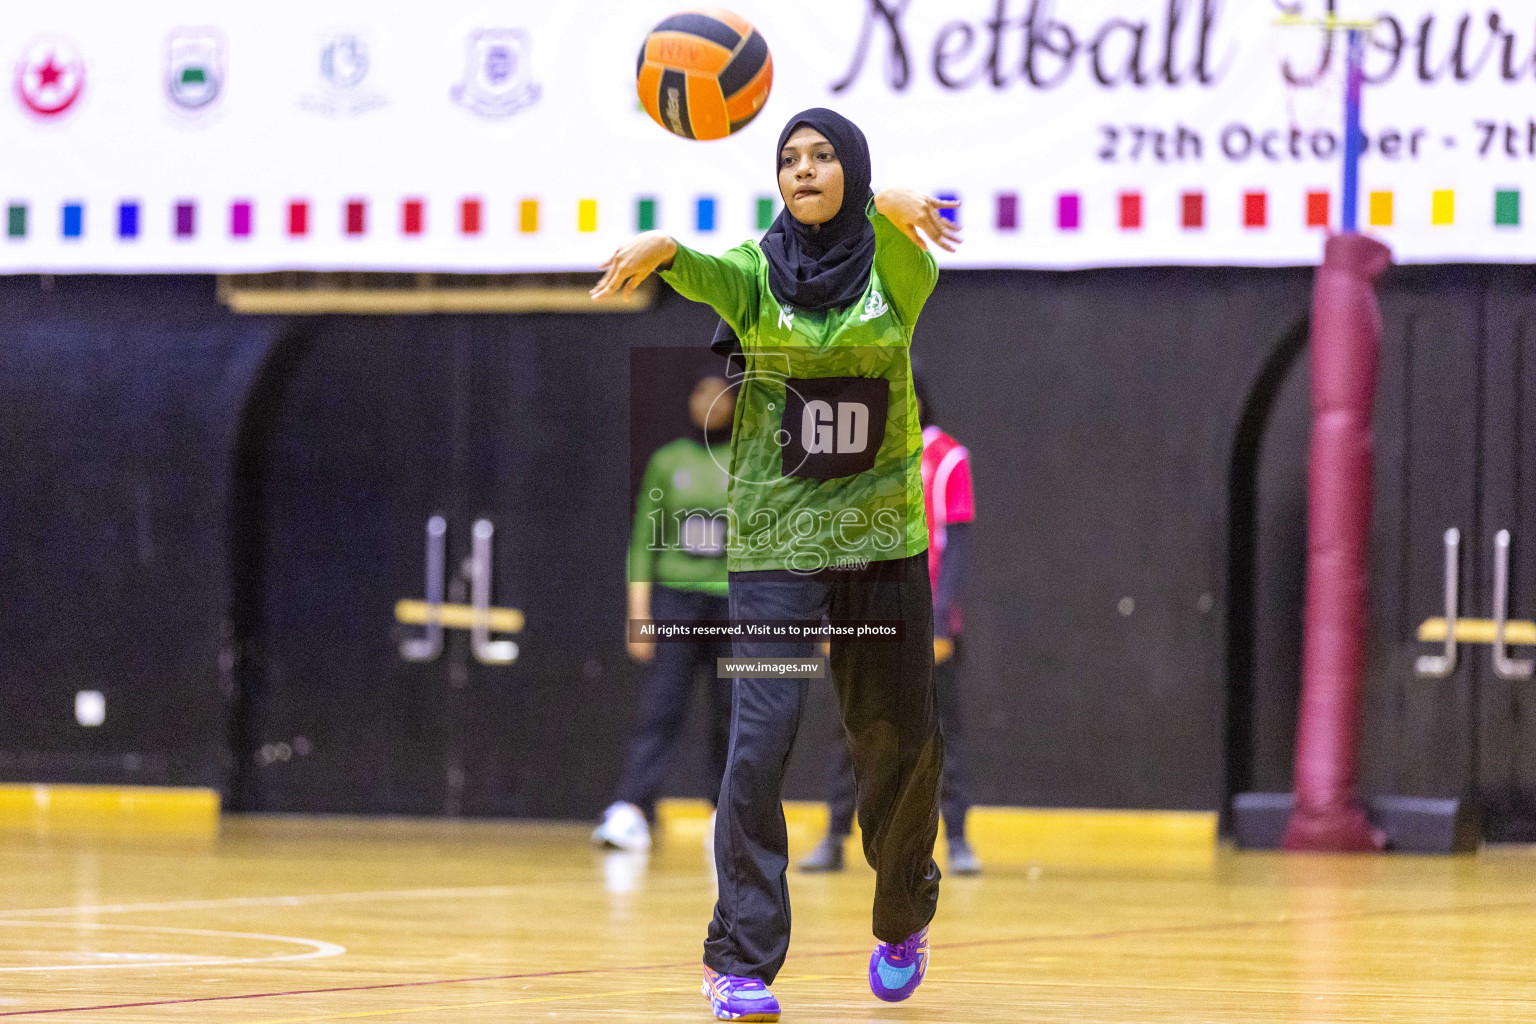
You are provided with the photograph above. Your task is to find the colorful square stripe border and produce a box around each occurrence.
[118,202,140,240]
[231,201,253,237]
[995,193,1019,230]
[1181,192,1205,229]
[3,190,1527,242]
[401,199,425,236]
[1119,192,1142,230]
[16,195,776,238]
[1495,189,1520,226]
[1243,191,1267,229]
[1057,193,1080,230]
[1307,191,1330,227]
[460,198,482,235]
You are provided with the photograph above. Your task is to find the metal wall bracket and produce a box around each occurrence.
[1416,527,1460,678]
[1492,529,1533,680]
[399,516,447,662]
[470,519,518,665]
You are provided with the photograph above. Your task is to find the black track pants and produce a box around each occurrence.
[704,553,942,983]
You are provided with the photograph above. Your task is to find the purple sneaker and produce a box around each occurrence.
[702,965,781,1021]
[868,927,929,1002]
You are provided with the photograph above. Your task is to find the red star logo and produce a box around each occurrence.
[36,54,63,89]
[15,38,84,118]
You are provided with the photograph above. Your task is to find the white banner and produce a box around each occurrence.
[3,0,1535,273]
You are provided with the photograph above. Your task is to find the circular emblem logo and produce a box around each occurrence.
[321,35,369,89]
[166,31,223,111]
[15,37,84,119]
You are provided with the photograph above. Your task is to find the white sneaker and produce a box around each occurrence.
[592,801,651,851]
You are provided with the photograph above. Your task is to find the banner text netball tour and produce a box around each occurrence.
[629,619,904,642]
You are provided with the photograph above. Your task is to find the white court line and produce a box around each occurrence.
[0,875,701,920]
[0,921,345,972]
[0,884,534,919]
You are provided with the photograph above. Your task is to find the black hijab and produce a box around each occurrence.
[710,108,876,356]
[760,107,877,313]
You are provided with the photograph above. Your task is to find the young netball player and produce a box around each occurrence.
[592,107,960,1021]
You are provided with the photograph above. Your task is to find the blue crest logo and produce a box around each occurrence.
[452,29,540,119]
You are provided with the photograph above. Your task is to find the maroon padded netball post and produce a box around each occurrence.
[1282,231,1391,852]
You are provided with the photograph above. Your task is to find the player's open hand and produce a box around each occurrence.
[591,231,679,302]
[873,189,962,253]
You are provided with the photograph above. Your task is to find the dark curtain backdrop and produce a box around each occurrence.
[0,267,1525,820]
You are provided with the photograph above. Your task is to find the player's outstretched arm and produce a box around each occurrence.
[591,231,678,302]
[873,189,962,253]
[599,232,760,337]
[871,190,958,323]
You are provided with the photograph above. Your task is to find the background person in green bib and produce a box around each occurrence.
[592,107,961,1020]
[592,373,735,854]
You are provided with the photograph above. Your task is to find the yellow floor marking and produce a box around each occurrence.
[660,798,1217,867]
[0,785,218,834]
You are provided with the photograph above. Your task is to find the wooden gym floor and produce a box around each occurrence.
[2,809,1535,1022]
